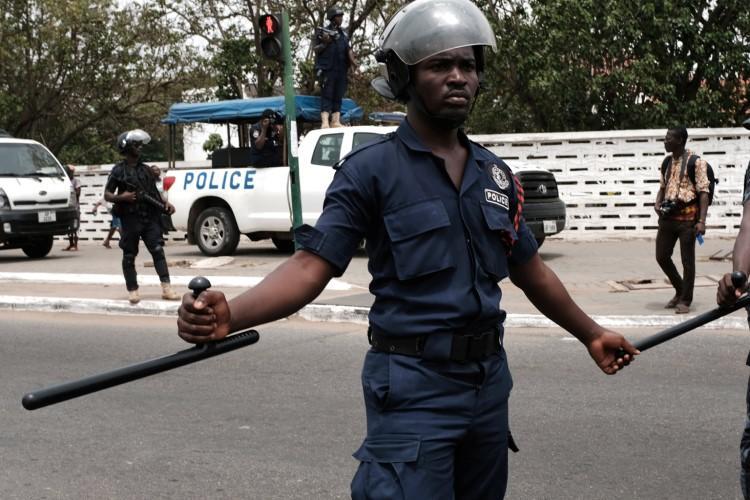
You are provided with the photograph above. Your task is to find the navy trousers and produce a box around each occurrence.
[320,69,348,113]
[742,375,750,499]
[351,348,513,500]
[119,213,169,290]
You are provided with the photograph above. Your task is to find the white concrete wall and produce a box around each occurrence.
[70,127,750,243]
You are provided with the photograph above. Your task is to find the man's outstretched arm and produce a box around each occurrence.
[509,253,638,374]
[178,250,336,343]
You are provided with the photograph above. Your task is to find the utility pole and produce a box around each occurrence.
[259,11,303,248]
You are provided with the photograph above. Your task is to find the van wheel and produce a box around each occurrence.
[22,236,54,258]
[194,207,240,256]
[271,237,295,253]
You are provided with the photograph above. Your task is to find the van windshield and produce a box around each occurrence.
[0,143,65,177]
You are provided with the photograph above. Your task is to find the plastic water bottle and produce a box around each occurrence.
[696,233,704,245]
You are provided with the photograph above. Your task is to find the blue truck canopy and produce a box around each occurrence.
[162,95,363,125]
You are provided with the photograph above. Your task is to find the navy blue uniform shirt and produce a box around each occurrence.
[295,120,538,337]
[249,122,283,167]
[105,160,162,221]
[314,24,350,74]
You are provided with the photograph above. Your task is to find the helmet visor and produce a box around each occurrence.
[125,129,151,145]
[380,0,496,65]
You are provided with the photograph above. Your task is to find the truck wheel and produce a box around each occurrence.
[22,236,54,258]
[194,207,240,256]
[271,237,295,253]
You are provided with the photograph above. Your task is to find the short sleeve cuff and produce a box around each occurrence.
[508,223,538,266]
[294,224,352,277]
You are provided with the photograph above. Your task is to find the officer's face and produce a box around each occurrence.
[412,47,479,123]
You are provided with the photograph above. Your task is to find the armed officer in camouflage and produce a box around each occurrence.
[105,129,180,304]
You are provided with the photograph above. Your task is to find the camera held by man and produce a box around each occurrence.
[657,199,679,217]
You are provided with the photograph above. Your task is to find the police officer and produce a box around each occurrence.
[249,109,283,167]
[716,116,750,499]
[313,6,356,128]
[176,0,638,497]
[105,129,180,304]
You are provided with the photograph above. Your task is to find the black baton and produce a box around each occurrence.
[22,277,259,411]
[22,329,259,410]
[618,271,749,356]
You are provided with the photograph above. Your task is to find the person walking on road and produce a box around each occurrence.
[715,117,750,499]
[91,196,121,248]
[176,1,638,498]
[104,129,180,304]
[654,126,710,314]
[63,164,81,251]
[313,6,356,128]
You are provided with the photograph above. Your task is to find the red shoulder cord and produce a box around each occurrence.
[513,174,524,232]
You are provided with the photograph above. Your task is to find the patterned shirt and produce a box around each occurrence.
[660,149,710,204]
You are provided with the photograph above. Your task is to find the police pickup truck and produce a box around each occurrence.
[164,125,566,255]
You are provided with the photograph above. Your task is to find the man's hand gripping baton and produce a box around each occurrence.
[21,277,259,411]
[616,271,749,358]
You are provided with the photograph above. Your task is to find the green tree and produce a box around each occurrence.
[202,132,224,155]
[0,0,207,163]
[473,0,750,133]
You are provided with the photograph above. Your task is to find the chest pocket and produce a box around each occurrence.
[384,199,454,281]
[476,201,516,281]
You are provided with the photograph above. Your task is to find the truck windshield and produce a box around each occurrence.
[0,143,65,177]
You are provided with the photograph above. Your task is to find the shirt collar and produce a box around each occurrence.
[396,119,476,159]
[396,119,482,192]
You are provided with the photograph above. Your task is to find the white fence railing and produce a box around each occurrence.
[71,127,750,243]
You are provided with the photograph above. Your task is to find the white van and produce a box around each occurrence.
[0,133,79,257]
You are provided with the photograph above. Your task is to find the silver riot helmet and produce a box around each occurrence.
[116,129,151,155]
[371,0,497,101]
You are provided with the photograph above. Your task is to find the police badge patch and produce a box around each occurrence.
[490,164,510,190]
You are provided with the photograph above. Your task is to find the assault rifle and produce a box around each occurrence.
[124,180,169,214]
[317,26,340,41]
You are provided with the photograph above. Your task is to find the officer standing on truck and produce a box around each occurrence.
[249,108,283,167]
[313,6,356,128]
[176,1,637,498]
[104,129,180,304]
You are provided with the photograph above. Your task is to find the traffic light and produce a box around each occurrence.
[258,14,283,61]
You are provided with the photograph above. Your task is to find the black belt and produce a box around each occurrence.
[367,326,501,362]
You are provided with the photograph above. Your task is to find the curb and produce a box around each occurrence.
[2,295,747,330]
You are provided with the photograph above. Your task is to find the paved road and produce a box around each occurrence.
[3,312,748,499]
[1,236,746,328]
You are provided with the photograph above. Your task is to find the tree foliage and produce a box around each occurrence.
[472,0,750,133]
[0,0,207,163]
[2,0,749,164]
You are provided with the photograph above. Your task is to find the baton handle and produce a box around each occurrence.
[22,329,259,411]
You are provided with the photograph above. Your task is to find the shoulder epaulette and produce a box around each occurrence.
[333,132,395,170]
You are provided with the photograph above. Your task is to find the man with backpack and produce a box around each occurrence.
[654,126,712,314]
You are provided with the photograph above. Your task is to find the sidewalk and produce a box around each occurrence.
[1,236,747,329]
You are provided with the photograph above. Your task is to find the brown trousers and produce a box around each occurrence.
[655,217,697,305]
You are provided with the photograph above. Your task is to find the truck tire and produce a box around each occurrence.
[271,237,295,253]
[194,207,240,256]
[22,235,54,258]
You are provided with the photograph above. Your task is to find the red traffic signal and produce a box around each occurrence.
[258,14,283,60]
